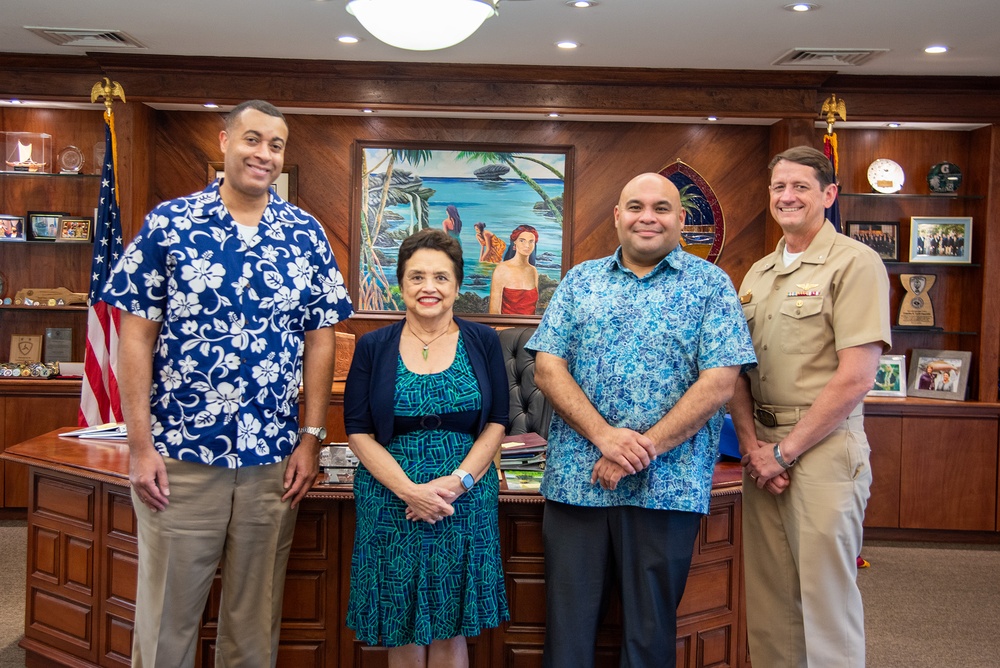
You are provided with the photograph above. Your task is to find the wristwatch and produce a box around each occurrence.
[773,442,796,470]
[452,468,475,491]
[298,426,327,442]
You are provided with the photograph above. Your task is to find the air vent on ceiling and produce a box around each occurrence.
[773,47,888,67]
[26,27,146,49]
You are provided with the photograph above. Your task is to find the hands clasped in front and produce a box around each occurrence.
[590,427,658,491]
[740,439,790,495]
[402,476,463,524]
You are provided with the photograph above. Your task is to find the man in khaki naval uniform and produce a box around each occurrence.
[730,146,891,667]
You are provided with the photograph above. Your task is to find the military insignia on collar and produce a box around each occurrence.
[739,291,752,305]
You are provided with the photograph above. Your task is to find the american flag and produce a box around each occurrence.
[79,117,124,426]
[823,132,842,233]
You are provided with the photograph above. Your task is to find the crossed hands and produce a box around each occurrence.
[590,428,657,491]
[402,476,462,524]
[740,439,790,495]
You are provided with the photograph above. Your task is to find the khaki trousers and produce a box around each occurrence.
[742,415,871,668]
[131,457,297,668]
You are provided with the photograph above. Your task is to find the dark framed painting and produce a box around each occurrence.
[846,220,899,262]
[207,162,298,205]
[350,141,572,322]
[909,216,972,264]
[907,349,972,401]
[26,211,67,242]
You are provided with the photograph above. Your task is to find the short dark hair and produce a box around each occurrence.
[396,228,464,286]
[769,145,835,189]
[225,100,285,132]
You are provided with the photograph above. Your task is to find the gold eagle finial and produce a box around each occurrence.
[821,94,847,134]
[90,77,126,116]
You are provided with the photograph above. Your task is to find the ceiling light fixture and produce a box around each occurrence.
[784,3,818,11]
[706,116,719,121]
[556,41,579,49]
[547,112,561,118]
[338,35,360,44]
[924,45,949,54]
[566,1,597,7]
[345,0,498,51]
[886,122,902,128]
[203,102,219,109]
[361,108,375,113]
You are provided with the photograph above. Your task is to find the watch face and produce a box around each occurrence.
[867,158,905,194]
[927,161,963,193]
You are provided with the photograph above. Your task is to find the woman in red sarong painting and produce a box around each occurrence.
[489,225,539,315]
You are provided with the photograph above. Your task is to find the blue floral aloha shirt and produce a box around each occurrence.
[103,181,353,468]
[526,246,756,514]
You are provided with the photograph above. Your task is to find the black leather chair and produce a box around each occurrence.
[497,327,552,439]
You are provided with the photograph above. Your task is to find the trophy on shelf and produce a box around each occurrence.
[3,132,51,173]
[898,273,936,327]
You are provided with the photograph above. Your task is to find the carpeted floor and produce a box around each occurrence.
[0,521,998,666]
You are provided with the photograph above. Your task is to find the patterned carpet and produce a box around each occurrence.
[0,521,26,668]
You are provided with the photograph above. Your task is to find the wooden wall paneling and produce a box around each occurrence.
[113,101,157,241]
[4,391,82,506]
[0,54,104,102]
[862,415,902,528]
[968,124,1000,402]
[899,416,998,530]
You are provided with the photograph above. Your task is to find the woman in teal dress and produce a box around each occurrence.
[344,229,510,667]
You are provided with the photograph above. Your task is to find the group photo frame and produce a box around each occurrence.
[846,221,899,262]
[349,140,572,322]
[869,354,907,397]
[55,216,93,242]
[909,216,972,265]
[906,349,972,401]
[0,215,26,241]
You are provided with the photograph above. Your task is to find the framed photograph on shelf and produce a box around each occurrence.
[55,217,93,242]
[846,221,899,262]
[26,211,67,241]
[909,216,972,264]
[208,162,298,204]
[0,215,26,241]
[350,141,572,321]
[906,349,972,401]
[868,354,906,397]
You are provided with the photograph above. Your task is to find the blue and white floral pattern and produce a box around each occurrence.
[104,181,353,467]
[527,247,755,514]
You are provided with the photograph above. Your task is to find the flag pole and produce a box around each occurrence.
[821,94,846,233]
[79,79,126,426]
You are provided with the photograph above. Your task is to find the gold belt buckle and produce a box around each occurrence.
[754,408,777,428]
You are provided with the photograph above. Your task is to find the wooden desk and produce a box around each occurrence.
[2,429,748,668]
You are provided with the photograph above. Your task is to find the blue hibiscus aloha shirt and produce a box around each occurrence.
[526,246,756,514]
[103,181,354,467]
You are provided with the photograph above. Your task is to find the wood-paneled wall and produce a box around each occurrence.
[149,111,771,337]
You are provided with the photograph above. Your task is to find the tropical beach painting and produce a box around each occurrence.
[353,142,570,318]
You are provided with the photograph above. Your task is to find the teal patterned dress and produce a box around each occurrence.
[347,337,509,647]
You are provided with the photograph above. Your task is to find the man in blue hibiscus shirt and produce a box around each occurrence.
[104,100,353,667]
[527,172,755,668]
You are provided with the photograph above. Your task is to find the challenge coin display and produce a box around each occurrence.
[867,158,905,194]
[927,161,963,193]
[57,145,84,173]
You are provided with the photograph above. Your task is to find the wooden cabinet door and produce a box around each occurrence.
[864,416,902,528]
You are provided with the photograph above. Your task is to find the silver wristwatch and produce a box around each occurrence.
[773,442,796,470]
[298,426,327,442]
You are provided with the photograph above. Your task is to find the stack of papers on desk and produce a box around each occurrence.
[61,422,128,440]
[499,432,547,471]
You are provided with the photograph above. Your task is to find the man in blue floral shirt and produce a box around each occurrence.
[527,172,755,668]
[104,100,353,667]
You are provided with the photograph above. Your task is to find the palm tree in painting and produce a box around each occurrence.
[359,149,435,310]
[456,151,564,225]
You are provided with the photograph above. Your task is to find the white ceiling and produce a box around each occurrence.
[2,0,999,78]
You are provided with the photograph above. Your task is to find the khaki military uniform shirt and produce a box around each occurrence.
[738,221,891,408]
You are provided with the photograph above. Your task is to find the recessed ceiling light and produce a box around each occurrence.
[556,41,579,49]
[924,45,949,54]
[566,1,597,7]
[361,108,375,114]
[338,35,360,44]
[886,122,902,128]
[784,3,818,11]
[5,99,22,105]
[547,113,561,118]
[203,102,219,109]
[706,116,719,122]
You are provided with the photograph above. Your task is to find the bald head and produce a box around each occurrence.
[614,172,686,277]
